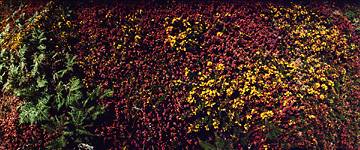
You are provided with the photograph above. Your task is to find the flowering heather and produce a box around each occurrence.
[0,0,358,149]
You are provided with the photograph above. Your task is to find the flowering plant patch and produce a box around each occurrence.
[0,0,358,149]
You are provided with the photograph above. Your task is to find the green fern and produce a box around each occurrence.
[0,3,113,148]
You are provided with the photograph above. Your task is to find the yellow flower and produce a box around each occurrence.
[328,80,334,87]
[251,109,257,114]
[178,31,187,39]
[314,83,321,89]
[321,84,328,91]
[207,61,213,66]
[244,123,250,130]
[235,121,241,126]
[320,77,326,81]
[205,125,209,131]
[285,13,290,18]
[296,93,304,99]
[212,119,220,129]
[169,39,176,47]
[187,124,195,133]
[226,88,233,96]
[216,31,223,37]
[283,99,289,106]
[185,67,189,76]
[215,63,225,71]
[263,144,269,150]
[134,35,141,42]
[320,30,326,35]
[308,115,316,119]
[299,31,306,38]
[195,124,200,129]
[232,98,244,108]
[341,68,347,74]
[260,111,274,120]
[187,96,194,103]
[172,17,180,24]
[319,94,325,100]
[246,114,252,120]
[264,73,270,79]
[284,91,292,96]
[307,88,315,94]
[309,67,315,73]
[208,79,215,85]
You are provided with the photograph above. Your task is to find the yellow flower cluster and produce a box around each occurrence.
[169,5,359,146]
[164,16,207,51]
[184,63,246,132]
[181,54,342,134]
[268,4,352,60]
[215,63,225,71]
[260,110,274,120]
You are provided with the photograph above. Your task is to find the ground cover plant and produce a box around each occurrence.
[0,0,359,149]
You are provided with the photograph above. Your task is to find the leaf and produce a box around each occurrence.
[37,76,48,88]
[87,106,95,113]
[91,108,104,120]
[40,37,47,43]
[0,49,6,57]
[37,44,46,51]
[65,53,76,70]
[76,128,95,137]
[56,69,67,79]
[56,81,64,92]
[56,92,64,110]
[66,91,82,106]
[69,78,81,92]
[100,89,113,99]
[53,71,60,80]
[38,31,45,40]
[4,24,10,32]
[69,108,85,126]
[63,131,73,136]
[2,81,10,92]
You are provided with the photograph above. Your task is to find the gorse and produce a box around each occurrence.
[0,1,112,149]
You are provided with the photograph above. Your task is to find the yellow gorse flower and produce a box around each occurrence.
[185,67,189,76]
[212,119,220,129]
[314,83,321,89]
[215,63,225,71]
[321,84,328,91]
[260,111,274,120]
[328,80,334,87]
[226,88,233,96]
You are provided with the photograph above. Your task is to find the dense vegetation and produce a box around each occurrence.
[0,0,358,149]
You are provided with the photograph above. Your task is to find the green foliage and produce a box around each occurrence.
[0,4,113,149]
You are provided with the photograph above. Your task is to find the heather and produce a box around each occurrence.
[0,0,359,149]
